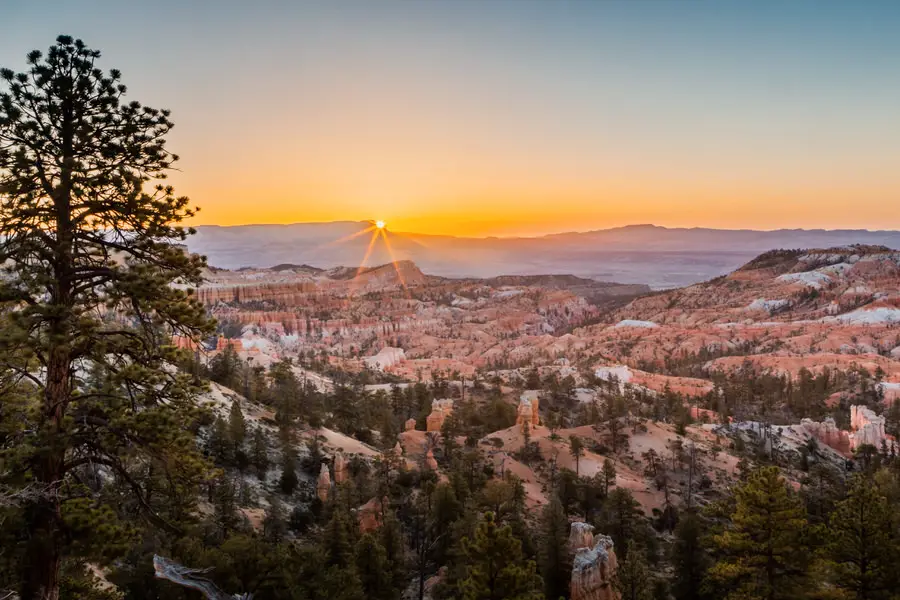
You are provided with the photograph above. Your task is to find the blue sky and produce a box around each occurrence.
[3,0,900,234]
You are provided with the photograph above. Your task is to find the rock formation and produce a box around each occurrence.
[425,448,439,471]
[800,417,851,455]
[358,497,385,533]
[316,463,331,502]
[850,405,897,451]
[333,452,348,484]
[364,346,406,371]
[798,405,897,456]
[405,418,417,431]
[426,399,455,432]
[215,336,243,352]
[569,522,618,600]
[568,522,596,551]
[515,395,538,433]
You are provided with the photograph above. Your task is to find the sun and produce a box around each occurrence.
[375,220,386,230]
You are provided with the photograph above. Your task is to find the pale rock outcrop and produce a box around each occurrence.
[570,522,618,600]
[425,448,439,471]
[516,397,535,433]
[364,346,406,371]
[316,463,331,502]
[426,399,455,432]
[333,452,348,484]
[850,405,897,451]
[800,417,851,454]
[519,390,540,427]
[405,418,417,431]
[568,522,596,551]
[799,405,897,456]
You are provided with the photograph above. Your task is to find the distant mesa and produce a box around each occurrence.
[189,221,900,288]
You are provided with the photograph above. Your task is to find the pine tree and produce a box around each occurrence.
[538,493,572,600]
[598,487,643,559]
[602,458,617,497]
[458,512,543,600]
[671,511,711,600]
[229,398,247,449]
[380,510,409,593]
[614,544,654,600]
[279,438,299,495]
[250,427,269,478]
[324,505,358,568]
[210,343,241,389]
[208,416,235,465]
[263,494,287,543]
[826,475,898,599]
[355,533,397,600]
[569,436,584,477]
[213,478,242,539]
[0,35,213,600]
[707,466,810,600]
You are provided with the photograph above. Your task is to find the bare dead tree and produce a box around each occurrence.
[153,555,252,600]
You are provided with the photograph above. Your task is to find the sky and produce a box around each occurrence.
[2,0,900,237]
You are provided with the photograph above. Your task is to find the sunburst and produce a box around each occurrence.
[330,220,411,297]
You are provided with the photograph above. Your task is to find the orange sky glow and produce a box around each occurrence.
[8,1,898,237]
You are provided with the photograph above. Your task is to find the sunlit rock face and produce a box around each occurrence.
[425,448,438,471]
[316,463,331,503]
[568,522,596,551]
[800,417,852,455]
[796,404,897,457]
[333,452,348,484]
[569,522,618,600]
[850,405,896,451]
[426,399,455,432]
[515,397,534,433]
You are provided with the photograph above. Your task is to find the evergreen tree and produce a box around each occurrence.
[707,466,810,600]
[263,494,287,543]
[598,487,643,559]
[380,510,409,593]
[569,436,585,477]
[539,493,572,600]
[207,416,234,464]
[0,36,213,600]
[458,512,543,600]
[355,533,397,600]
[212,478,242,538]
[825,475,898,600]
[228,399,247,449]
[279,437,299,495]
[250,426,269,478]
[602,459,617,497]
[324,505,358,568]
[671,511,711,600]
[210,343,241,389]
[614,544,654,600]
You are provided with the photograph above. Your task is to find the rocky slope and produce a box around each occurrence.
[578,245,900,381]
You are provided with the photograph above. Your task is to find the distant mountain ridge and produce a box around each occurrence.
[188,222,900,289]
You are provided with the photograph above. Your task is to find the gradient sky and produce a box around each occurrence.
[3,0,900,236]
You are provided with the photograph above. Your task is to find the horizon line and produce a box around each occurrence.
[191,220,900,240]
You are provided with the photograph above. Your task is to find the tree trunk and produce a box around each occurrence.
[22,496,62,600]
[22,347,70,600]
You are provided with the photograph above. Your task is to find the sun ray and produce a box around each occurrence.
[355,228,380,278]
[323,224,376,248]
[380,228,410,296]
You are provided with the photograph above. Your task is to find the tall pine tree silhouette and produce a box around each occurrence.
[0,36,212,599]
